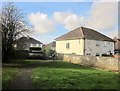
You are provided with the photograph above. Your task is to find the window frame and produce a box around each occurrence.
[96,40,100,46]
[66,43,70,49]
[104,41,107,47]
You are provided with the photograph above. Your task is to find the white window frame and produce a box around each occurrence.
[104,41,107,47]
[30,43,33,47]
[96,40,100,46]
[96,53,100,56]
[86,53,91,55]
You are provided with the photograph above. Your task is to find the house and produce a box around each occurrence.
[113,37,120,54]
[55,26,115,56]
[14,36,44,58]
[44,41,56,50]
[14,36,43,50]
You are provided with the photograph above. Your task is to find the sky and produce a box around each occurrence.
[1,1,118,44]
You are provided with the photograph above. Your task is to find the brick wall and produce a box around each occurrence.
[63,54,119,71]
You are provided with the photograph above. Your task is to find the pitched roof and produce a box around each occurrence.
[29,37,43,44]
[55,26,114,42]
[55,27,84,40]
[113,37,120,42]
[16,37,43,44]
[44,41,56,48]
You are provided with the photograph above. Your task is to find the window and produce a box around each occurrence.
[86,53,91,55]
[66,43,70,49]
[111,42,113,46]
[39,44,42,47]
[36,44,39,47]
[30,44,33,47]
[96,40,100,46]
[96,53,99,56]
[104,41,107,47]
[31,44,37,47]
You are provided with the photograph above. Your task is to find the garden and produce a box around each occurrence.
[2,60,119,89]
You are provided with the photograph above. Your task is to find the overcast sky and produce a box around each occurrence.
[2,1,118,44]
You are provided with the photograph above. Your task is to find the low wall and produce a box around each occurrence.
[63,54,119,71]
[56,53,64,60]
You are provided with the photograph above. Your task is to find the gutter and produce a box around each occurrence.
[83,37,85,55]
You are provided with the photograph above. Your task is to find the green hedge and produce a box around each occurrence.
[12,50,29,59]
[42,49,56,60]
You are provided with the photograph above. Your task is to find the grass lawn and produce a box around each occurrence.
[2,59,46,88]
[2,59,37,87]
[31,61,118,89]
[2,67,20,88]
[10,59,40,65]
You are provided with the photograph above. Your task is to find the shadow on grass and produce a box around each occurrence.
[2,59,95,70]
[36,61,94,69]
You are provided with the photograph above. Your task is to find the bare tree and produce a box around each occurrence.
[1,2,28,62]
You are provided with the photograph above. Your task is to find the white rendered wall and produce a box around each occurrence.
[85,39,114,56]
[56,39,84,55]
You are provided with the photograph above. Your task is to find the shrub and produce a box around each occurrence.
[12,49,29,59]
[42,49,56,60]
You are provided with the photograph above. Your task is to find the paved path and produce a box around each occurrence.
[8,68,34,89]
[6,62,42,90]
[3,60,56,90]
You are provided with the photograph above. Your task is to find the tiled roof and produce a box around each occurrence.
[55,26,114,42]
[16,37,43,44]
[44,41,56,48]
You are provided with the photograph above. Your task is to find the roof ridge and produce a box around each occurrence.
[80,27,85,38]
[55,26,114,41]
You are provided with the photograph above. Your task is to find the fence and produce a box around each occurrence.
[63,54,119,71]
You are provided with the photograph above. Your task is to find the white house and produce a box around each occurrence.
[55,27,115,56]
[14,36,43,50]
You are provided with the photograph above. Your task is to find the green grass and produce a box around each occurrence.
[11,59,40,65]
[2,59,39,87]
[2,67,20,88]
[31,61,118,89]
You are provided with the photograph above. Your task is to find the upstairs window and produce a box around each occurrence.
[66,43,70,49]
[104,41,107,47]
[30,44,33,47]
[96,40,100,46]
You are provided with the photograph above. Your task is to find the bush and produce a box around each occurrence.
[42,49,56,60]
[12,49,29,59]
